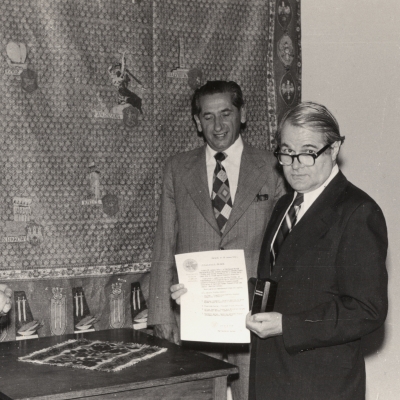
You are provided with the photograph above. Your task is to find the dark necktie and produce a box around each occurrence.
[212,152,233,233]
[271,193,304,267]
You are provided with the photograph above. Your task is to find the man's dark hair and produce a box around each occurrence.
[276,101,345,146]
[191,80,244,116]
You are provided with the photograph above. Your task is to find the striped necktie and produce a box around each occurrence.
[271,193,304,267]
[212,152,233,234]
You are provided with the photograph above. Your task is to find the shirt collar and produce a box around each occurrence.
[295,164,340,204]
[206,135,244,164]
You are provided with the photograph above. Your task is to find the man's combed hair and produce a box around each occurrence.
[277,101,345,145]
[191,80,244,116]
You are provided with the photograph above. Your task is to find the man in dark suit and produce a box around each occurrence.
[246,102,388,400]
[148,81,285,399]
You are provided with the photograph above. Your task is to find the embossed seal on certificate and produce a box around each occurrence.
[183,259,198,272]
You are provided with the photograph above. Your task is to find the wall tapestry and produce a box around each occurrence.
[0,0,301,341]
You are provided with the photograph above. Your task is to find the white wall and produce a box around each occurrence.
[302,1,400,398]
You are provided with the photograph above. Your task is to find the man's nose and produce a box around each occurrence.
[291,156,302,169]
[214,116,223,131]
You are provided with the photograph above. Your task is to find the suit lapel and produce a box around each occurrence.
[222,143,271,238]
[181,146,220,234]
[271,172,348,281]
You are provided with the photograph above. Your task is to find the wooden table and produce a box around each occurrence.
[0,328,238,400]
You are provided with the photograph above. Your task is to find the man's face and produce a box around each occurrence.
[280,122,340,193]
[194,92,246,152]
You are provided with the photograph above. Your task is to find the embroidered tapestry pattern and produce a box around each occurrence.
[19,338,167,372]
[0,0,301,274]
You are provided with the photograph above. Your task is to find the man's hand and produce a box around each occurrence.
[170,283,187,305]
[153,323,180,345]
[0,284,12,316]
[246,311,283,339]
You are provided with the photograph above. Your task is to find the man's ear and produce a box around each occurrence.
[240,105,247,124]
[331,141,341,162]
[194,115,202,132]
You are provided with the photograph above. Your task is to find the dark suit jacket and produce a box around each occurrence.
[148,140,286,326]
[250,171,388,400]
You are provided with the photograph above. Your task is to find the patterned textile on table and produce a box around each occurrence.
[18,338,167,372]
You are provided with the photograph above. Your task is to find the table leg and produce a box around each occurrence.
[213,376,227,400]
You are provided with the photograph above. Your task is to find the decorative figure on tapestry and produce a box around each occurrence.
[6,41,38,92]
[14,291,43,340]
[109,283,125,329]
[3,221,43,245]
[167,38,202,90]
[3,221,27,243]
[6,41,27,67]
[88,161,101,201]
[13,197,32,222]
[26,221,44,246]
[280,72,296,105]
[82,162,103,206]
[131,282,148,330]
[50,287,67,336]
[102,193,119,217]
[72,287,99,333]
[21,68,38,93]
[188,68,203,91]
[277,1,292,30]
[277,34,295,67]
[108,52,143,127]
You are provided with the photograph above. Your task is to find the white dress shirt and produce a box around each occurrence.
[205,135,244,204]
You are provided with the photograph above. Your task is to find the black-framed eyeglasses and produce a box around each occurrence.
[274,143,331,166]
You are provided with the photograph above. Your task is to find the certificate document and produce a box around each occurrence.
[175,249,250,343]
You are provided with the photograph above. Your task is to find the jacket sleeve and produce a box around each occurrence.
[282,200,388,354]
[273,167,287,205]
[147,158,179,326]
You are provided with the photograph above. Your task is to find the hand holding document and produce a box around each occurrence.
[175,249,250,343]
